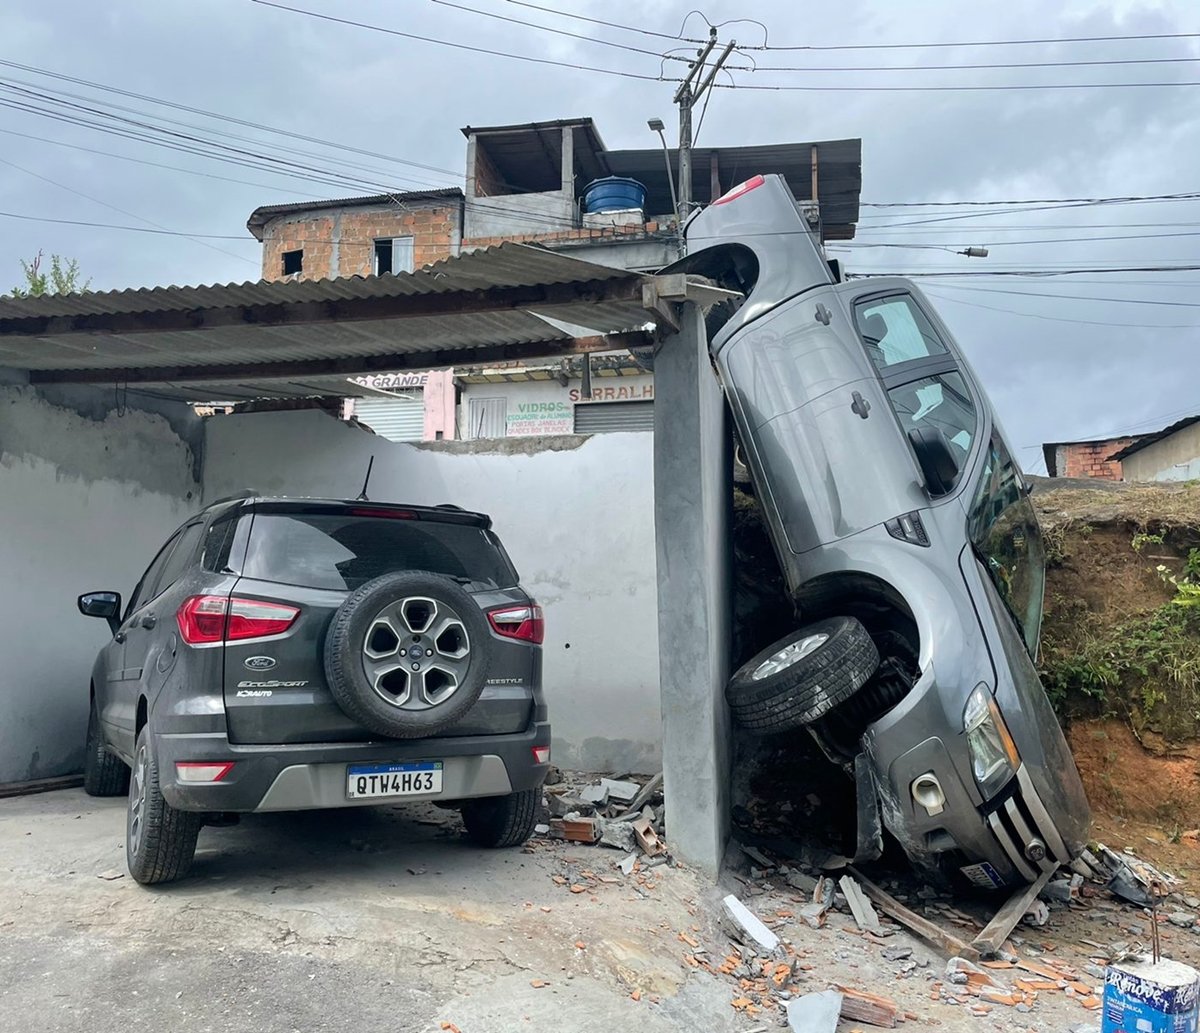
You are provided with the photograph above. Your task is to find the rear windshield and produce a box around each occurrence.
[241,512,518,592]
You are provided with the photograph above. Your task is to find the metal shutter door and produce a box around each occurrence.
[467,397,507,439]
[354,395,425,441]
[573,400,654,433]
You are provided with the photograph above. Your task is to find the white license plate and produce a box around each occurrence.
[346,761,443,799]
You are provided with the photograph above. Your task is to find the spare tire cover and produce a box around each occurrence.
[325,570,492,739]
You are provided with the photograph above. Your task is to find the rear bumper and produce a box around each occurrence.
[155,721,552,812]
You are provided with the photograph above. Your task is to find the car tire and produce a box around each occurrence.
[461,788,540,848]
[325,571,493,740]
[126,726,202,885]
[725,617,880,733]
[83,700,129,797]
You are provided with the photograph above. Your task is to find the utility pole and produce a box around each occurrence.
[673,30,736,228]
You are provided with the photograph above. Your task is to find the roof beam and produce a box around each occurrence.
[27,331,655,387]
[0,276,646,339]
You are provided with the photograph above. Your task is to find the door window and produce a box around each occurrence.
[887,371,977,464]
[968,434,1046,657]
[854,294,949,372]
[154,523,204,596]
[124,531,182,618]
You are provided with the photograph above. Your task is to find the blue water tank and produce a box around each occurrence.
[582,177,647,213]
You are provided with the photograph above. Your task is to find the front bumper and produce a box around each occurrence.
[863,667,1074,887]
[155,721,552,813]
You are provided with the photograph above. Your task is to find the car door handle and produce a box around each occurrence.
[850,390,872,419]
[114,631,127,644]
[141,613,157,630]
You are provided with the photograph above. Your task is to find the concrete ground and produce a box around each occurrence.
[0,789,737,1033]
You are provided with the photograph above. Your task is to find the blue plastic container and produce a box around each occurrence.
[1103,957,1200,1033]
[581,177,647,213]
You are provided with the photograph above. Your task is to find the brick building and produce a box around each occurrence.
[1041,435,1145,480]
[245,117,862,439]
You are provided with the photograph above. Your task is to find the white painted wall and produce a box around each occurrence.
[460,374,655,438]
[203,410,661,773]
[0,385,198,784]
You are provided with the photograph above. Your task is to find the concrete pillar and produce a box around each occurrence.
[653,302,732,876]
[422,370,457,441]
[561,126,575,196]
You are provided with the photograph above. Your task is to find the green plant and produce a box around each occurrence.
[1184,548,1200,582]
[1132,531,1165,552]
[7,251,90,298]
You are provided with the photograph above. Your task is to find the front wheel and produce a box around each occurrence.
[725,617,880,734]
[126,727,203,885]
[461,789,539,848]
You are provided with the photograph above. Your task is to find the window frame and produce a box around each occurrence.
[851,290,957,388]
[281,248,303,275]
[373,236,415,276]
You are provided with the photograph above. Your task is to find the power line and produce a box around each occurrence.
[499,0,706,44]
[712,78,1200,92]
[0,155,256,265]
[0,210,253,240]
[920,280,1200,308]
[250,0,674,82]
[843,230,1200,248]
[851,265,1200,277]
[861,193,1200,209]
[859,195,1200,227]
[738,30,1200,52]
[924,288,1199,329]
[747,54,1200,73]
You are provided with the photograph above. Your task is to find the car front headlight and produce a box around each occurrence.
[963,687,1020,800]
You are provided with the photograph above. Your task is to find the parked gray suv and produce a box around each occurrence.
[78,496,551,884]
[676,174,1089,888]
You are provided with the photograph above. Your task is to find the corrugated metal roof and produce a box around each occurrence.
[0,243,658,402]
[1109,416,1200,461]
[245,188,462,239]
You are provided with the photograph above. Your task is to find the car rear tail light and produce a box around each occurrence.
[176,596,300,645]
[487,604,545,644]
[532,746,551,765]
[713,174,766,205]
[175,761,234,783]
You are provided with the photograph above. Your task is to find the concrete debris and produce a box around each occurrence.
[533,823,550,835]
[597,818,637,852]
[551,817,601,843]
[786,870,819,895]
[721,894,781,953]
[882,946,913,962]
[799,877,836,930]
[839,875,883,934]
[580,784,609,806]
[546,793,590,818]
[1168,912,1197,928]
[785,990,842,1032]
[1097,844,1178,907]
[741,844,775,869]
[611,773,664,820]
[97,869,125,881]
[1041,873,1084,903]
[599,778,639,802]
[618,852,638,876]
[1022,900,1050,928]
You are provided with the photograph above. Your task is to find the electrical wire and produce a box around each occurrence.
[711,78,1200,92]
[843,230,1200,248]
[851,265,1200,277]
[923,288,1200,329]
[915,280,1200,308]
[501,0,708,44]
[0,210,253,240]
[249,0,675,82]
[746,54,1200,73]
[738,30,1200,51]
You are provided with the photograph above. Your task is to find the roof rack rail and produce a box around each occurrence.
[204,489,258,508]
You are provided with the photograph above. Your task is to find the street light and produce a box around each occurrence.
[647,117,679,231]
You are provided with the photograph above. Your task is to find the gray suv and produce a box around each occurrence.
[78,496,550,884]
[676,174,1089,888]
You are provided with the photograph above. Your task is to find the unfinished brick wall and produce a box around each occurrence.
[462,221,660,250]
[1053,438,1140,480]
[260,202,461,282]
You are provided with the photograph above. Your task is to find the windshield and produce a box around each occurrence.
[967,434,1045,657]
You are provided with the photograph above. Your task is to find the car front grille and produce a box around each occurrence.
[984,766,1072,882]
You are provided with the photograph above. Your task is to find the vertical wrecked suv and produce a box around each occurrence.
[676,174,1089,888]
[77,497,550,884]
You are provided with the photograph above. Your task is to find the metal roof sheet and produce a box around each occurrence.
[0,243,658,402]
[1109,416,1200,461]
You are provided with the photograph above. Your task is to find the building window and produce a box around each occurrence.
[374,236,415,276]
[467,397,507,439]
[282,249,303,275]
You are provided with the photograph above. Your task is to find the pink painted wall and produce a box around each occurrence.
[423,369,456,440]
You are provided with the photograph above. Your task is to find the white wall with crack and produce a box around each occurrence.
[203,409,662,773]
[0,381,200,784]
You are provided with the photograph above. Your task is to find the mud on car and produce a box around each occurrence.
[672,174,1089,888]
[78,497,550,884]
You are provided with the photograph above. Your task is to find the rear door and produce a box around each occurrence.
[221,505,538,744]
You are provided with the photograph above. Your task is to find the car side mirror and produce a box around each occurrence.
[908,427,960,497]
[78,591,122,634]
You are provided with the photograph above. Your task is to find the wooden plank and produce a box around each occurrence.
[833,986,899,1028]
[970,868,1054,957]
[847,866,979,961]
[0,774,84,799]
[839,875,883,934]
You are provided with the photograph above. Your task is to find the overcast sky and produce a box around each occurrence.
[4,0,1199,466]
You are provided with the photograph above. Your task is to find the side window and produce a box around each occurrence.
[125,532,182,619]
[887,371,977,463]
[854,294,949,372]
[153,522,205,597]
[200,515,237,573]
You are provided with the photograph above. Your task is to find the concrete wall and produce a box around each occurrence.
[0,382,199,784]
[203,411,661,773]
[1122,422,1200,482]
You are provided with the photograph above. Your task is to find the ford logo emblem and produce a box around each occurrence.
[244,656,277,671]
